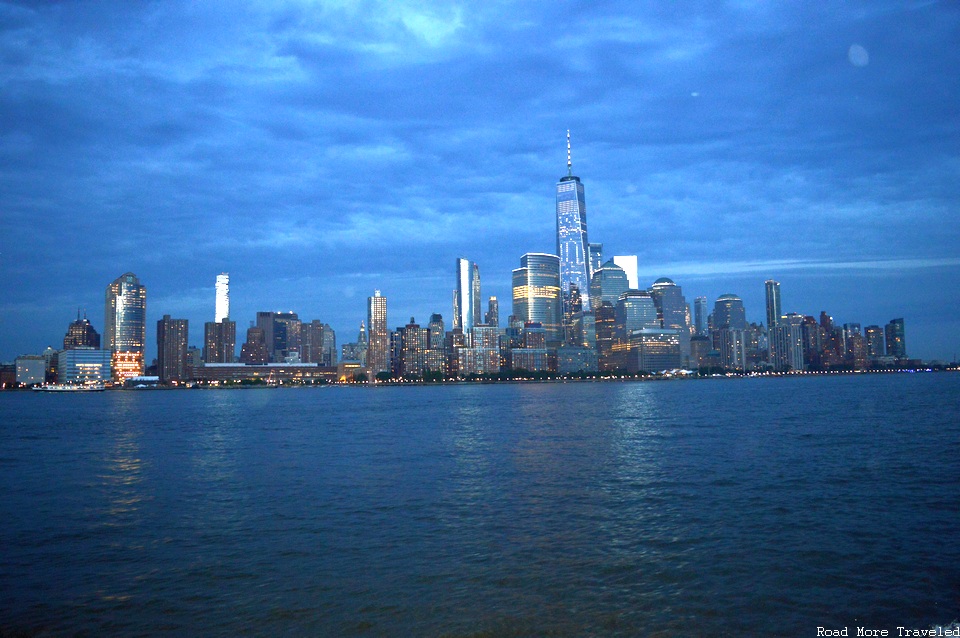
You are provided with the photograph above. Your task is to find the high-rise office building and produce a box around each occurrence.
[650,277,691,366]
[712,294,747,331]
[615,290,659,334]
[694,296,708,337]
[765,280,781,329]
[256,311,300,362]
[588,242,603,280]
[512,253,562,344]
[885,318,906,359]
[302,320,336,366]
[63,311,100,350]
[157,315,189,383]
[556,131,591,322]
[104,272,147,379]
[367,290,390,375]
[612,255,639,290]
[485,297,499,327]
[589,259,630,311]
[215,273,230,323]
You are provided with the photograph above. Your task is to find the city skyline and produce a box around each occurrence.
[1,3,958,362]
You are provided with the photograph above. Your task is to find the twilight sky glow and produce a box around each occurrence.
[2,1,959,362]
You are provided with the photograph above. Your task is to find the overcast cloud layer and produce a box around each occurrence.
[1,1,958,362]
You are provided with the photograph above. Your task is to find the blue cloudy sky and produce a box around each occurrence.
[1,1,958,362]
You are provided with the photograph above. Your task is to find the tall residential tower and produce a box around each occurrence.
[215,273,230,323]
[367,290,390,375]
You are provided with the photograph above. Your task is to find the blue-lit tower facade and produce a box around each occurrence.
[556,131,590,342]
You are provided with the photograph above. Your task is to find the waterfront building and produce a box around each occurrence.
[215,273,230,323]
[556,131,592,327]
[341,322,368,365]
[819,311,845,368]
[765,280,781,329]
[595,302,618,371]
[186,346,203,371]
[650,278,691,366]
[302,320,332,365]
[204,320,236,364]
[104,272,146,379]
[63,311,100,350]
[612,255,639,290]
[510,347,549,373]
[512,253,562,344]
[42,347,57,382]
[15,355,46,385]
[444,328,467,377]
[111,351,143,382]
[240,325,269,365]
[801,316,823,369]
[367,290,390,375]
[745,322,766,370]
[193,363,338,384]
[885,318,906,359]
[400,317,429,378]
[589,259,630,311]
[57,348,112,384]
[157,315,189,383]
[843,323,867,369]
[625,328,682,373]
[689,335,712,368]
[556,345,598,374]
[769,313,804,371]
[864,325,885,360]
[718,329,747,371]
[615,290,659,334]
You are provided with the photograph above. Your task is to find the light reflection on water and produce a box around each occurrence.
[1,375,958,636]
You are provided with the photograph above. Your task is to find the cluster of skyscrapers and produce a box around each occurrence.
[338,133,912,380]
[3,133,916,387]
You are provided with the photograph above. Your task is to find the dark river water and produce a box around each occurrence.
[1,373,958,636]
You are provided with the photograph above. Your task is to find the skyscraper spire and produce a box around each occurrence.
[566,129,572,176]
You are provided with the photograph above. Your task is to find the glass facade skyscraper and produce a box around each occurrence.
[104,272,146,378]
[589,259,629,310]
[713,294,747,331]
[765,280,781,329]
[885,318,906,359]
[556,131,591,325]
[453,258,481,336]
[512,253,562,344]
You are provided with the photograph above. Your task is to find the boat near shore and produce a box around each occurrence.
[33,383,106,392]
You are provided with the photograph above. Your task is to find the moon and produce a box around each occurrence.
[848,44,869,67]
